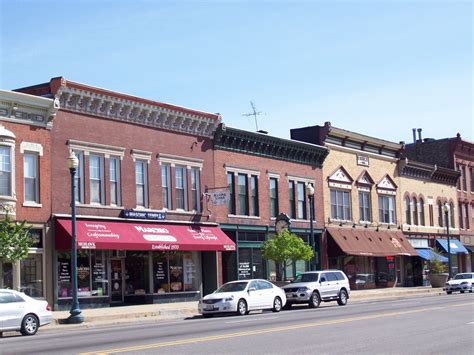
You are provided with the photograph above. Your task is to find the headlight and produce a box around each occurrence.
[224,296,234,302]
[297,287,309,292]
[461,281,468,285]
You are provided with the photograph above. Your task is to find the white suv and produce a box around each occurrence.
[281,270,350,309]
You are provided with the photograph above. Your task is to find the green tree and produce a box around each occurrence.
[262,229,313,281]
[430,248,447,274]
[0,214,32,263]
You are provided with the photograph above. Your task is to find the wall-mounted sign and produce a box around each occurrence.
[357,154,369,167]
[210,191,229,206]
[122,209,166,220]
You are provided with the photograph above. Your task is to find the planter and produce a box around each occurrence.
[429,273,448,288]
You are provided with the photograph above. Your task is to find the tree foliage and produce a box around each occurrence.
[430,248,447,274]
[262,229,313,280]
[0,214,32,262]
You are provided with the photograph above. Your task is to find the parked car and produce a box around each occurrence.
[281,270,350,308]
[0,289,53,336]
[445,273,474,294]
[198,279,286,317]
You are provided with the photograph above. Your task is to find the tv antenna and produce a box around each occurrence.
[242,101,264,132]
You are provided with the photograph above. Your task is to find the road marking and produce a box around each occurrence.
[80,301,473,355]
[226,316,280,324]
[468,321,474,325]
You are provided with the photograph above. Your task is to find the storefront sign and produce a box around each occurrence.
[59,261,71,284]
[210,191,229,206]
[122,209,166,220]
[238,262,251,279]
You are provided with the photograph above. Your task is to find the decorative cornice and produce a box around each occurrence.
[56,85,221,138]
[214,124,328,167]
[398,158,460,186]
[0,90,59,129]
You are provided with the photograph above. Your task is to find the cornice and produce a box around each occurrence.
[0,89,59,129]
[56,86,221,138]
[214,124,328,167]
[398,158,460,186]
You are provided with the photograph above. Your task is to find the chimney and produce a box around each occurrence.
[412,128,416,144]
[417,128,422,142]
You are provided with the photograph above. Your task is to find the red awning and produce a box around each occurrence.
[55,219,236,252]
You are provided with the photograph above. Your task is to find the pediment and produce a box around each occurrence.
[377,174,397,190]
[356,170,374,186]
[328,166,353,184]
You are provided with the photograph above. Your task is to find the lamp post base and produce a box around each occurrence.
[67,310,84,324]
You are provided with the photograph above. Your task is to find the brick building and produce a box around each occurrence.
[17,78,235,309]
[0,90,58,300]
[212,124,328,282]
[404,130,473,272]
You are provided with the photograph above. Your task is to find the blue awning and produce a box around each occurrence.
[436,239,469,254]
[416,248,448,262]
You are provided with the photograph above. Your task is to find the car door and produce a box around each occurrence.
[326,272,340,298]
[318,273,331,299]
[257,280,276,308]
[0,292,26,330]
[246,281,261,309]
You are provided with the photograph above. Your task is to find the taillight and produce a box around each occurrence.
[46,304,52,311]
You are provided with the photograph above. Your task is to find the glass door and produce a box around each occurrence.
[110,259,124,303]
[238,247,266,280]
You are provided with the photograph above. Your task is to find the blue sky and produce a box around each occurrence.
[1,0,472,142]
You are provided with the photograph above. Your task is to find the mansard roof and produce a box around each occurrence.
[15,77,221,138]
[213,124,328,167]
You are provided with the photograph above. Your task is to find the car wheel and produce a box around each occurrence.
[460,290,465,294]
[202,314,214,318]
[20,314,39,336]
[337,289,348,306]
[308,291,321,308]
[469,287,473,293]
[272,297,282,312]
[236,299,247,316]
[446,291,452,295]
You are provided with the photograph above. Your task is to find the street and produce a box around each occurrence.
[1,293,472,355]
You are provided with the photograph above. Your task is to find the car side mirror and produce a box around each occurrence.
[320,278,326,283]
[248,287,256,292]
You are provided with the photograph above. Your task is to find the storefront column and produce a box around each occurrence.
[13,260,21,291]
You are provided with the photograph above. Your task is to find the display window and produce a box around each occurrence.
[153,251,200,293]
[125,251,149,295]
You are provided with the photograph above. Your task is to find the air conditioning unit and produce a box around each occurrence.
[112,250,126,258]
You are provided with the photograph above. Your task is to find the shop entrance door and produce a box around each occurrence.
[238,247,266,280]
[110,259,124,303]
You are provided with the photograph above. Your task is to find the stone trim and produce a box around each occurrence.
[158,153,203,169]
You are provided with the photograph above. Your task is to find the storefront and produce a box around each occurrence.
[435,238,469,275]
[53,219,235,310]
[326,227,418,289]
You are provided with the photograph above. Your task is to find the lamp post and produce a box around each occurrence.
[442,203,452,280]
[67,151,84,324]
[306,183,318,271]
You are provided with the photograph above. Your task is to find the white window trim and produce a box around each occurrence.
[286,174,315,185]
[23,151,40,205]
[158,153,203,170]
[135,160,148,208]
[89,154,105,205]
[225,165,260,177]
[109,156,121,206]
[174,165,188,211]
[73,150,85,204]
[131,149,152,163]
[267,172,280,180]
[191,167,201,213]
[68,140,125,159]
[20,142,43,156]
[0,139,16,203]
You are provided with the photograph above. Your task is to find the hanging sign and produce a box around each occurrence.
[210,191,229,206]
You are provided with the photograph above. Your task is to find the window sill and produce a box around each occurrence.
[23,202,42,208]
[76,204,124,210]
[228,214,261,220]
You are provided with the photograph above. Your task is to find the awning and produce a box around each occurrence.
[326,227,417,257]
[465,245,474,253]
[415,248,448,263]
[436,239,468,254]
[55,219,236,251]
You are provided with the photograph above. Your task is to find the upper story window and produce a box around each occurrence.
[471,167,474,193]
[226,167,260,217]
[175,166,187,210]
[23,153,39,203]
[135,160,148,208]
[419,198,425,226]
[250,175,259,217]
[89,154,105,205]
[464,204,470,229]
[0,146,12,197]
[297,182,307,219]
[269,177,278,218]
[359,191,371,222]
[331,189,351,221]
[109,156,121,206]
[161,164,171,210]
[191,167,200,212]
[238,173,249,215]
[450,202,455,228]
[227,172,235,215]
[461,166,467,192]
[412,197,418,225]
[458,202,464,229]
[437,200,443,227]
[378,195,396,224]
[289,181,296,219]
[74,151,85,204]
[405,196,411,225]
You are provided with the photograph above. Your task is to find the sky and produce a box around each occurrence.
[1,0,472,143]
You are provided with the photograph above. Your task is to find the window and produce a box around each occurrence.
[89,154,104,204]
[20,254,43,298]
[457,164,462,190]
[331,189,351,220]
[429,203,434,226]
[125,251,149,295]
[289,181,296,219]
[153,251,200,293]
[269,177,278,218]
[297,182,307,219]
[24,153,38,203]
[175,166,187,210]
[405,196,411,225]
[191,168,200,212]
[412,197,418,225]
[238,174,249,215]
[161,164,171,209]
[378,195,396,224]
[359,191,371,222]
[135,160,148,208]
[459,203,464,229]
[471,167,474,193]
[419,198,425,226]
[465,204,470,229]
[74,151,84,203]
[250,175,259,216]
[227,173,235,214]
[0,146,12,196]
[109,157,120,205]
[450,202,455,228]
[437,201,443,227]
[461,166,467,192]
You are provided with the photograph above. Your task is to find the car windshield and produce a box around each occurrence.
[294,273,319,282]
[454,274,472,280]
[215,281,248,293]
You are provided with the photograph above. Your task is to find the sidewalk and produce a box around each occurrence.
[39,286,445,331]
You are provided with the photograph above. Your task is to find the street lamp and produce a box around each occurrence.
[306,183,318,271]
[67,151,84,324]
[442,203,452,280]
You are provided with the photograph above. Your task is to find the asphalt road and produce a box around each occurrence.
[1,293,473,355]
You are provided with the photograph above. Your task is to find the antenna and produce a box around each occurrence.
[242,101,264,132]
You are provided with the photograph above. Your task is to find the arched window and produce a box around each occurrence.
[450,202,455,228]
[438,201,444,227]
[419,198,425,226]
[405,196,411,225]
[412,197,418,225]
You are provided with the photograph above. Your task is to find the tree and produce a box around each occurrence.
[261,229,313,281]
[0,214,32,263]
